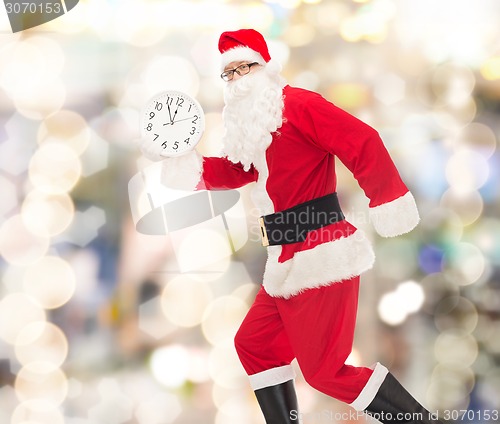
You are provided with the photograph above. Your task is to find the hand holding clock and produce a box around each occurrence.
[140,90,205,159]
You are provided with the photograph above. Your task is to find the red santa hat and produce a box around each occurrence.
[218,29,271,70]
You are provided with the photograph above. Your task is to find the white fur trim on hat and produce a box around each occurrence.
[369,191,420,238]
[221,46,266,70]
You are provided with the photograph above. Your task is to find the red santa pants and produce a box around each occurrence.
[234,276,374,404]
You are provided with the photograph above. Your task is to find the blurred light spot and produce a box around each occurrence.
[214,392,256,424]
[483,324,500,355]
[149,345,190,388]
[0,37,63,98]
[135,392,182,424]
[113,2,167,47]
[58,206,106,247]
[88,378,134,423]
[89,106,137,150]
[292,71,320,91]
[447,147,489,195]
[374,73,406,105]
[138,296,178,340]
[0,115,37,175]
[434,330,478,367]
[202,296,248,346]
[418,244,444,274]
[458,123,497,159]
[434,296,478,334]
[431,63,475,107]
[340,2,393,44]
[79,130,110,178]
[346,348,361,366]
[478,370,500,409]
[443,242,486,286]
[0,293,46,345]
[14,79,66,120]
[11,399,64,424]
[23,256,76,309]
[378,281,425,326]
[208,345,246,389]
[480,56,500,80]
[176,229,231,275]
[327,83,370,110]
[0,175,17,218]
[239,3,275,29]
[231,283,258,307]
[160,275,213,327]
[419,208,463,245]
[0,215,49,266]
[427,363,474,411]
[141,56,200,100]
[15,322,68,371]
[284,24,316,47]
[38,110,91,155]
[269,0,301,9]
[29,143,82,195]
[467,218,500,266]
[21,191,75,237]
[440,189,483,226]
[186,347,211,384]
[376,238,419,279]
[15,363,68,405]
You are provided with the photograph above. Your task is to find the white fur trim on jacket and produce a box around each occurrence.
[221,46,266,70]
[249,365,296,390]
[160,150,203,191]
[369,191,420,238]
[349,362,389,411]
[263,229,376,299]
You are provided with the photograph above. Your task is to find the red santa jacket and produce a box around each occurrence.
[161,85,420,298]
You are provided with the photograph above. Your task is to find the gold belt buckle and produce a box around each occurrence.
[258,217,270,247]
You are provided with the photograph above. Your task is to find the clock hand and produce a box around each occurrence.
[171,116,197,124]
[167,104,173,124]
[171,106,180,123]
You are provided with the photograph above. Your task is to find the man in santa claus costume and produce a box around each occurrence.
[141,29,442,424]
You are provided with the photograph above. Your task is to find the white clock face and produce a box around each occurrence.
[141,91,205,157]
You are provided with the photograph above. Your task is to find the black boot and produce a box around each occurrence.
[365,373,442,423]
[254,379,299,423]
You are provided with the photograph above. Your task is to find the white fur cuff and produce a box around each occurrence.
[249,365,296,390]
[369,191,420,238]
[160,150,203,191]
[349,362,389,411]
[263,229,375,299]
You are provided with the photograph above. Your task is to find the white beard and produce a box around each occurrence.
[221,61,286,172]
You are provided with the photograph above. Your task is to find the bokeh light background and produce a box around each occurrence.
[1,0,500,423]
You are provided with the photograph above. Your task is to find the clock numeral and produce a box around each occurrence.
[190,127,196,135]
[149,112,155,119]
[154,134,159,141]
[192,115,198,124]
[173,141,179,150]
[146,123,153,131]
[188,104,192,113]
[166,97,173,106]
[155,101,163,111]
[184,138,190,144]
[161,141,168,149]
[176,97,184,107]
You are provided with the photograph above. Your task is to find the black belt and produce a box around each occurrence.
[258,192,345,246]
